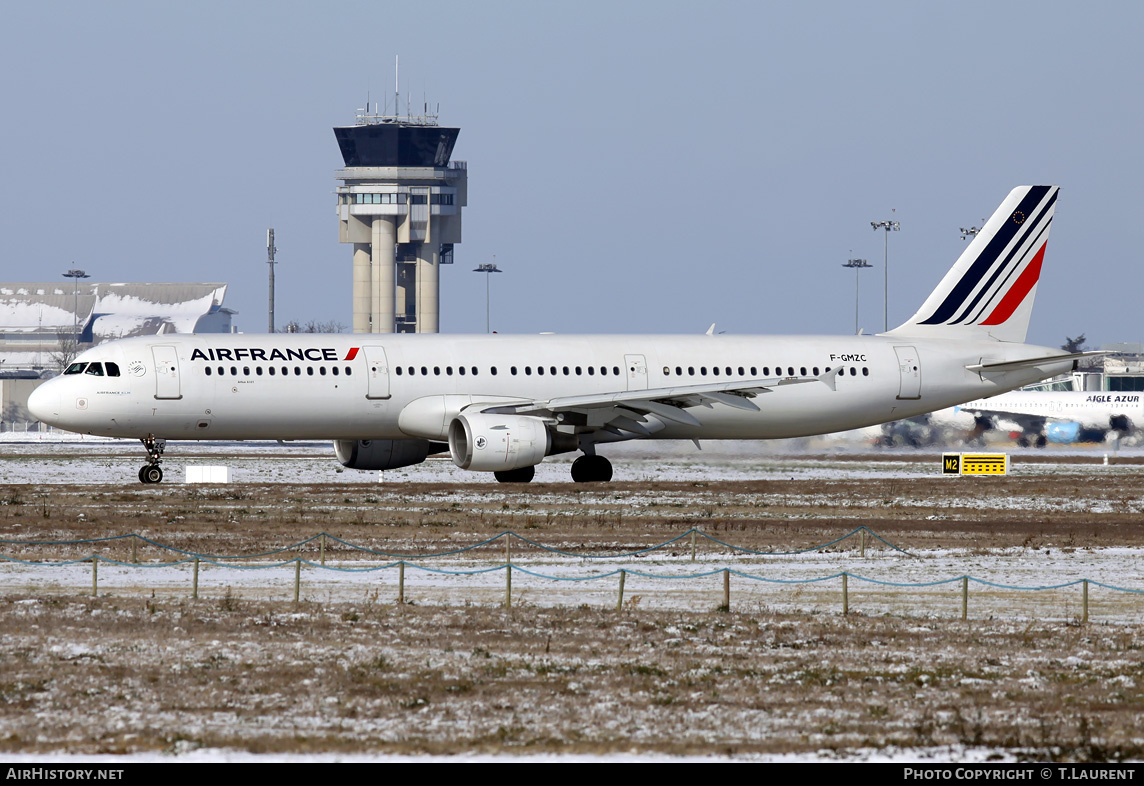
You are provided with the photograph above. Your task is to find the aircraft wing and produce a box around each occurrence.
[479,368,842,436]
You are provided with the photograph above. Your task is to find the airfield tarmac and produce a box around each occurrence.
[0,435,1142,760]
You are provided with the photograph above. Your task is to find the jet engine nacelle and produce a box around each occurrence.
[448,413,550,472]
[334,438,430,471]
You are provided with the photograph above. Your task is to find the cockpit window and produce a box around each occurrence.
[84,363,104,376]
[64,363,88,375]
[105,362,121,377]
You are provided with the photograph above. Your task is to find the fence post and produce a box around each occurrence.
[617,570,626,611]
[961,576,968,621]
[398,561,405,605]
[691,531,697,562]
[1082,579,1089,624]
[293,559,301,604]
[505,537,512,609]
[91,555,98,598]
[193,557,199,599]
[860,528,866,558]
[723,568,730,611]
[131,536,138,565]
[320,533,326,566]
[842,572,848,616]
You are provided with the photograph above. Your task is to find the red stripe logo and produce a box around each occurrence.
[344,347,360,361]
[980,242,1047,326]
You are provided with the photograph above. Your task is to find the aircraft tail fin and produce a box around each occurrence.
[887,185,1059,343]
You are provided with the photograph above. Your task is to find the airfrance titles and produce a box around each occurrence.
[190,347,353,363]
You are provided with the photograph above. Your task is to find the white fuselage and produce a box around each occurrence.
[949,390,1144,430]
[30,332,1074,443]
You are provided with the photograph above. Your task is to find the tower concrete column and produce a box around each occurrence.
[370,218,396,333]
[352,243,372,334]
[415,242,439,333]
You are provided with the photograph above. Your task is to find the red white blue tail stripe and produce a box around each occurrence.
[890,185,1059,343]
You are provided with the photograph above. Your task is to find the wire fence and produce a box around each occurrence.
[1,526,1140,622]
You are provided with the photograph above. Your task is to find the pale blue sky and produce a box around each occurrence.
[1,1,1140,348]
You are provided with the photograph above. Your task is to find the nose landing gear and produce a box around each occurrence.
[138,435,166,484]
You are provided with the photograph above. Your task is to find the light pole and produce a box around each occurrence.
[870,218,900,332]
[473,260,502,333]
[960,225,981,241]
[61,267,90,343]
[841,257,872,335]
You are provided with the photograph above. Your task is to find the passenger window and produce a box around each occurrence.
[862,367,869,376]
[511,366,518,376]
[688,367,694,376]
[563,366,570,376]
[551,366,558,375]
[458,366,465,376]
[219,366,225,376]
[800,367,807,376]
[599,366,606,376]
[725,367,732,376]
[787,367,794,376]
[345,367,352,376]
[294,367,301,376]
[269,367,275,376]
[396,367,403,375]
[588,366,595,375]
[763,367,769,376]
[433,367,440,376]
[700,367,707,376]
[105,362,120,377]
[491,367,498,375]
[536,366,543,375]
[256,367,263,376]
[85,363,104,376]
[205,367,212,376]
[525,366,532,375]
[470,366,477,376]
[243,367,250,376]
[320,367,327,376]
[663,366,671,375]
[750,367,757,376]
[307,367,314,376]
[446,366,452,375]
[676,366,682,376]
[575,367,582,376]
[231,367,238,376]
[713,367,720,376]
[849,367,856,376]
[813,367,819,376]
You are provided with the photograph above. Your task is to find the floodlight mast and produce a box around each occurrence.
[61,267,90,343]
[473,260,502,333]
[870,218,900,332]
[841,257,872,335]
[267,229,277,333]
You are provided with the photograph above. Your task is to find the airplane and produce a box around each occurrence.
[29,185,1093,484]
[949,389,1140,447]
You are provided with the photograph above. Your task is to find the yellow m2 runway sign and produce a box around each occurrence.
[942,453,1008,476]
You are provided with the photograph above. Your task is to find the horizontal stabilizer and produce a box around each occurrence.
[965,351,1107,374]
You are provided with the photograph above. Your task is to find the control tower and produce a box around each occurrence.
[334,106,467,333]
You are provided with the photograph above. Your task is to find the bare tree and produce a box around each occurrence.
[47,332,83,373]
[277,320,347,334]
[1061,334,1088,353]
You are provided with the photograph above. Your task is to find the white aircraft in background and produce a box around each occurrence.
[948,390,1140,447]
[30,185,1091,484]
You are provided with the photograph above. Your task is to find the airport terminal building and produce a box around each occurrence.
[0,282,234,427]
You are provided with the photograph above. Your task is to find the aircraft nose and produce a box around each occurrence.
[27,380,61,425]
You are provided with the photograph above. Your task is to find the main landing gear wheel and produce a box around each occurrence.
[494,465,536,484]
[139,465,163,484]
[571,455,612,483]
